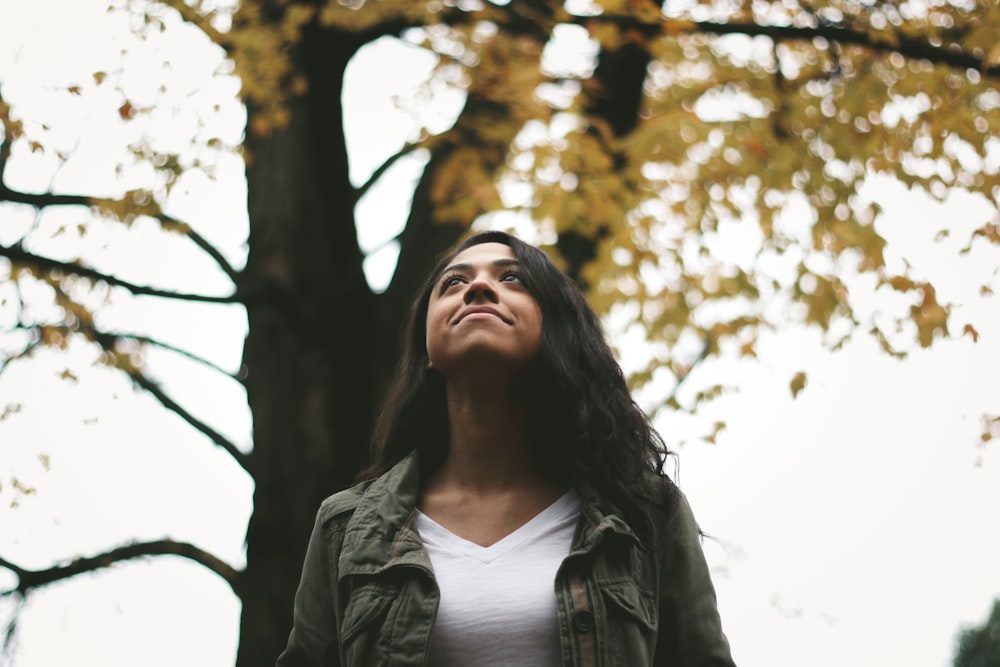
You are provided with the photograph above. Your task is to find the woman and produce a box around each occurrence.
[277,231,735,667]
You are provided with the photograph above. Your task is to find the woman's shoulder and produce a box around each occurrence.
[314,451,420,525]
[639,468,682,511]
[316,478,375,526]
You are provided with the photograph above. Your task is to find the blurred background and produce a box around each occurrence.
[1,1,999,665]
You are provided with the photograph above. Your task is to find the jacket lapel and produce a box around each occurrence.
[338,452,434,579]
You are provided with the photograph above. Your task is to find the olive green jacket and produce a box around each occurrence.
[277,452,735,667]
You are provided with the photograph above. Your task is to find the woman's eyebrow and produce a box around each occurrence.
[439,258,521,276]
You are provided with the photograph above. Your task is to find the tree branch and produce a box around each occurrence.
[0,241,240,304]
[0,85,14,186]
[0,180,241,282]
[120,364,251,475]
[87,320,249,472]
[150,0,229,51]
[1,592,24,660]
[4,321,239,381]
[0,324,249,473]
[577,14,1000,80]
[354,141,423,202]
[0,335,42,378]
[0,185,91,209]
[0,539,240,596]
[181,222,241,283]
[119,331,240,379]
[667,336,711,404]
[697,19,1000,78]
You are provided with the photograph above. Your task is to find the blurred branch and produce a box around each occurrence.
[697,19,999,78]
[0,87,237,281]
[0,185,91,209]
[580,14,1000,80]
[81,322,250,472]
[0,241,239,304]
[0,539,240,596]
[0,85,13,185]
[0,335,43,378]
[118,331,240,380]
[153,0,229,50]
[119,362,251,474]
[0,316,249,472]
[666,337,711,405]
[177,222,241,283]
[1,592,24,661]
[493,0,558,40]
[3,320,238,381]
[0,181,241,282]
[354,141,423,203]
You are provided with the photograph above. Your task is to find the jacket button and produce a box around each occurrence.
[573,609,594,633]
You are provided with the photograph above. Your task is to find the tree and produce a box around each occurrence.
[1,0,998,664]
[954,599,1000,667]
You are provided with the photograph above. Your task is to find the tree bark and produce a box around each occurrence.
[235,21,373,666]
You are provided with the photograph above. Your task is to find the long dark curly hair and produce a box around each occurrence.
[362,230,677,540]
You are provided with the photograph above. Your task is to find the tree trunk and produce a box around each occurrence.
[234,22,373,666]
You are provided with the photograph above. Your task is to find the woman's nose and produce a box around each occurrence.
[464,277,499,304]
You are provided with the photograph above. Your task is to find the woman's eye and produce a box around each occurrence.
[441,274,464,289]
[501,272,521,283]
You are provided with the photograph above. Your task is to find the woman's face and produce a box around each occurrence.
[425,242,543,377]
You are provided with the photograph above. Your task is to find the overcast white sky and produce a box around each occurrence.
[1,2,999,666]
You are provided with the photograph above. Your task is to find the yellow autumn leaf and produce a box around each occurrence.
[703,421,726,445]
[986,43,1000,67]
[790,371,808,398]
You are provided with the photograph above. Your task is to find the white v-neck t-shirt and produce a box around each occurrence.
[414,490,580,667]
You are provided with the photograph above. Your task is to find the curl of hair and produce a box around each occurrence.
[362,231,676,541]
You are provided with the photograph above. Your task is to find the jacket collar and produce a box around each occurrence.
[338,451,432,580]
[337,450,643,581]
[572,477,642,552]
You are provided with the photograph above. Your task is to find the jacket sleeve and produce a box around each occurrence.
[655,490,736,667]
[276,507,341,667]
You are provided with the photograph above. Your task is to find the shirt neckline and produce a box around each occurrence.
[414,489,580,563]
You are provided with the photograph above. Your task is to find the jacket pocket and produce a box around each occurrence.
[598,579,658,666]
[600,578,657,631]
[340,581,397,646]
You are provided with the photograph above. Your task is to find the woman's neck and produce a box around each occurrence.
[432,380,540,491]
[418,378,569,546]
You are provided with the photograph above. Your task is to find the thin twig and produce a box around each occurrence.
[355,142,423,202]
[122,367,251,474]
